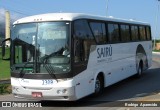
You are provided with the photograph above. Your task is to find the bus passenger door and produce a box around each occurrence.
[73,37,94,99]
[73,64,94,99]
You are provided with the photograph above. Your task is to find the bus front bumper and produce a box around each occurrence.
[12,86,77,101]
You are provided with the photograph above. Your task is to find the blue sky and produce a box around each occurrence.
[0,0,160,39]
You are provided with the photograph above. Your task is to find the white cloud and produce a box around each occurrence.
[0,8,5,23]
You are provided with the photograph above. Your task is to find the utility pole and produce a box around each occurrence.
[5,10,10,46]
[106,0,109,17]
[154,0,160,50]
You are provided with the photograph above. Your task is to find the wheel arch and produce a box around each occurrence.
[136,44,148,71]
[94,71,105,88]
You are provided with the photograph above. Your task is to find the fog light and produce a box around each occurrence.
[62,89,67,93]
[57,90,62,94]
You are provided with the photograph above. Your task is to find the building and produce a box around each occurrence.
[156,43,160,50]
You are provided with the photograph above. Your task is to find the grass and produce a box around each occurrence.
[0,84,11,95]
[153,50,160,52]
[0,47,10,80]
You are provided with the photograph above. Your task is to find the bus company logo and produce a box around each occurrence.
[2,102,11,107]
[97,45,112,63]
[97,45,112,59]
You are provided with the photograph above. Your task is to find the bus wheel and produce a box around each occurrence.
[136,62,143,78]
[94,75,103,96]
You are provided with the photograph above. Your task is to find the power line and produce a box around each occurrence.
[9,9,30,16]
[0,2,32,16]
[1,6,30,16]
[1,0,41,15]
[11,0,41,12]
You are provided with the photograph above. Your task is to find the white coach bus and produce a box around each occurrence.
[2,13,152,101]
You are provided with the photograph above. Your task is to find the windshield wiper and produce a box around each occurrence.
[40,57,58,81]
[39,47,68,81]
[44,63,58,81]
[42,47,64,61]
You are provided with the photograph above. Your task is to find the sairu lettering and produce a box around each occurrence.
[97,45,112,59]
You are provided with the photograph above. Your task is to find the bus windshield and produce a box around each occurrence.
[11,22,71,76]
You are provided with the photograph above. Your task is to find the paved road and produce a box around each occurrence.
[0,54,160,110]
[152,52,160,63]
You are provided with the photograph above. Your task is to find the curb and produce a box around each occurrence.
[152,52,160,55]
[152,52,160,63]
[0,79,10,84]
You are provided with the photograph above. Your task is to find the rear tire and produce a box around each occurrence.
[135,62,143,78]
[94,75,103,96]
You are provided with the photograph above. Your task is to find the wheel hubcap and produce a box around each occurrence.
[95,79,101,93]
[138,66,142,75]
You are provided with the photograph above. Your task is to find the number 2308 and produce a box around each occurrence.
[42,80,53,85]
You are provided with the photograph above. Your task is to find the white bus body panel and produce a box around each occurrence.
[11,77,77,100]
[73,41,152,99]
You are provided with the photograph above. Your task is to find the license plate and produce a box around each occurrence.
[32,92,42,98]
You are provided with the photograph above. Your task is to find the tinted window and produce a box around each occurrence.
[120,24,130,42]
[139,26,146,40]
[90,22,106,44]
[146,26,151,40]
[74,20,96,62]
[131,26,139,41]
[108,23,120,43]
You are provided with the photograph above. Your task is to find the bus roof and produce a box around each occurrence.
[13,13,150,25]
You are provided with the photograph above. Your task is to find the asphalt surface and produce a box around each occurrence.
[152,52,160,63]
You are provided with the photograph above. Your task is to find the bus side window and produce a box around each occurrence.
[131,25,139,41]
[139,26,146,41]
[108,23,120,43]
[120,24,130,42]
[73,20,96,63]
[89,22,107,44]
[146,26,151,40]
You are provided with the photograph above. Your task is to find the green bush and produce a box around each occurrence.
[0,84,11,94]
[152,39,160,44]
[153,50,160,52]
[0,47,10,80]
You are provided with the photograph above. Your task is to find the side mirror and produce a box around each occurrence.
[2,43,5,57]
[1,38,11,60]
